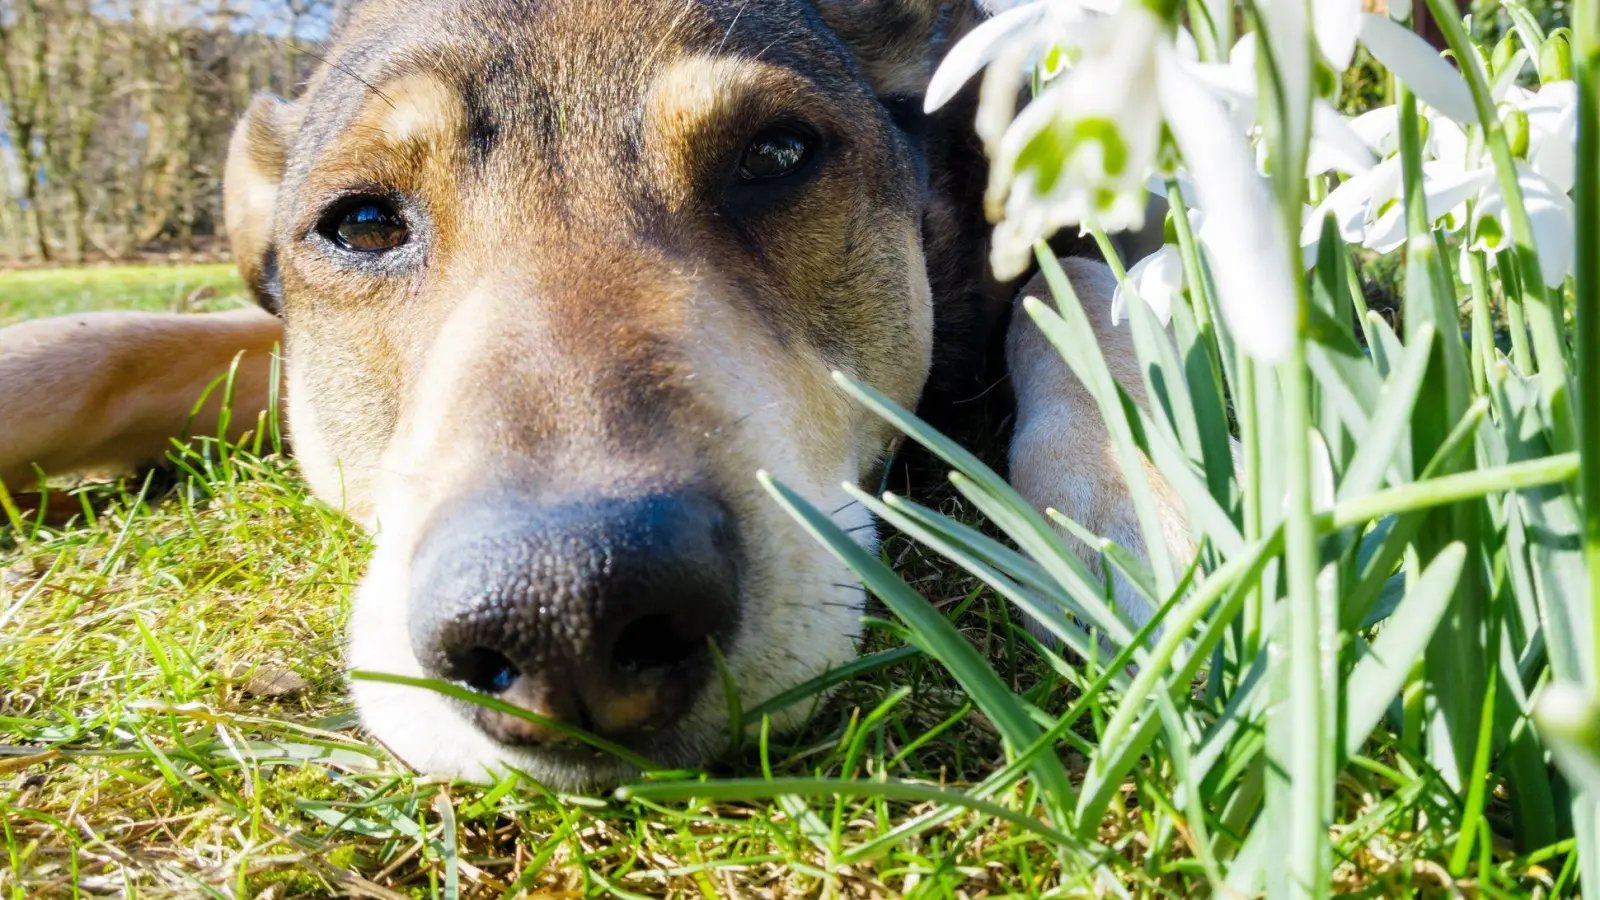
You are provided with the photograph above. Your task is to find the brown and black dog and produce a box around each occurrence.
[0,0,1185,788]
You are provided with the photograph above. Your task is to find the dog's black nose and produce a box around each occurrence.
[408,489,741,745]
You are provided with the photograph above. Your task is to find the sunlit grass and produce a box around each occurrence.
[0,265,1568,895]
[0,264,246,326]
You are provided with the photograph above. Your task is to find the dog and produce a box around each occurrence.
[0,0,1186,789]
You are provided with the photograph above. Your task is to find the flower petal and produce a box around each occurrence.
[1357,14,1477,124]
[926,1,1050,112]
[1115,245,1185,324]
[1363,204,1409,253]
[1314,0,1362,70]
[1428,114,1469,167]
[1523,81,1578,193]
[1301,156,1401,247]
[1470,166,1575,286]
[1348,105,1399,153]
[1308,100,1378,174]
[1519,170,1576,287]
[1157,46,1296,363]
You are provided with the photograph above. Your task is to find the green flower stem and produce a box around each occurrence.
[1269,9,1325,894]
[1423,0,1574,445]
[1238,353,1264,659]
[1088,224,1129,283]
[1468,251,1493,396]
[1502,251,1537,376]
[1573,0,1600,693]
[1165,178,1234,392]
[1283,278,1329,900]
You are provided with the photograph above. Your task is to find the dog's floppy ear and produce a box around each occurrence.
[223,94,298,315]
[814,0,985,99]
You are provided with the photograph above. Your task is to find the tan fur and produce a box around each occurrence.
[0,309,283,489]
[224,96,299,303]
[1006,260,1192,629]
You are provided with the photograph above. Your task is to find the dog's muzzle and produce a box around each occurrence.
[407,488,742,746]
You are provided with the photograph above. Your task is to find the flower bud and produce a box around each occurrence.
[1503,107,1531,159]
[1491,36,1517,76]
[1540,34,1572,82]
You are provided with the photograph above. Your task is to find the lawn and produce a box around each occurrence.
[0,256,1569,897]
[0,264,249,326]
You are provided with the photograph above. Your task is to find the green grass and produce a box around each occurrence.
[0,264,247,326]
[0,268,1569,896]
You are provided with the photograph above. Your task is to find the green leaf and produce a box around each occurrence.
[1336,323,1434,501]
[759,472,1081,825]
[1343,543,1467,761]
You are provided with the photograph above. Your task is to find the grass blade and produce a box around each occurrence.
[759,471,1081,826]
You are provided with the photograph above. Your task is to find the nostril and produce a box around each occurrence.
[611,613,702,675]
[455,647,521,695]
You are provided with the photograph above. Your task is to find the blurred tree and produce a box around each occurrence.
[0,0,333,264]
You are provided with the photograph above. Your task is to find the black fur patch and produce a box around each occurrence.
[255,245,285,317]
[878,93,928,187]
[461,72,504,167]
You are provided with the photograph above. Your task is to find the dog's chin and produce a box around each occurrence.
[347,672,718,790]
[344,492,875,790]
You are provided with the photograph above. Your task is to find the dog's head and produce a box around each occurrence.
[224,0,988,787]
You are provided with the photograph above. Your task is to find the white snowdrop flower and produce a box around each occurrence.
[977,2,1168,280]
[1111,209,1203,326]
[1113,244,1187,326]
[1302,74,1575,286]
[1156,47,1298,362]
[1469,163,1575,288]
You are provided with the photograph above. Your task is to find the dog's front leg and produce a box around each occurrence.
[0,309,285,489]
[1004,258,1191,632]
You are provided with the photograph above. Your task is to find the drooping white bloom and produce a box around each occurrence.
[1113,243,1187,325]
[1304,156,1493,255]
[929,2,1304,361]
[1469,164,1575,287]
[1112,210,1202,326]
[925,0,1121,114]
[979,3,1166,280]
[1157,50,1298,362]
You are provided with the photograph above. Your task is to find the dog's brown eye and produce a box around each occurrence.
[737,126,816,181]
[325,199,409,253]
